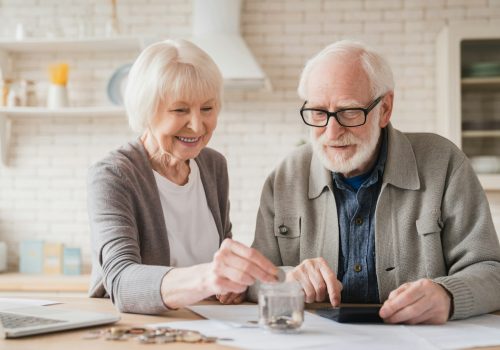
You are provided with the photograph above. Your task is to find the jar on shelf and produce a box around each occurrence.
[0,79,12,107]
[7,88,20,107]
[27,81,38,107]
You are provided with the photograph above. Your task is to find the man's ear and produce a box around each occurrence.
[379,92,394,128]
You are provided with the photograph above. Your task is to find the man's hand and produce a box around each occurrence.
[286,257,342,305]
[380,279,452,324]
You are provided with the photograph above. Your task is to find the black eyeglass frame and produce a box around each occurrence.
[300,95,384,128]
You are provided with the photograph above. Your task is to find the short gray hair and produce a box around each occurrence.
[124,39,223,133]
[297,40,394,100]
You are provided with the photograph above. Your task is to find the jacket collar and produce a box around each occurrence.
[308,123,420,199]
[383,123,420,190]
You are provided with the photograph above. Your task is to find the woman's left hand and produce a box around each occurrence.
[216,291,246,304]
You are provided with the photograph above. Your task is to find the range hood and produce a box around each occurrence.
[190,0,270,90]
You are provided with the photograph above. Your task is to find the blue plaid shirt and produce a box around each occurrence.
[332,129,387,303]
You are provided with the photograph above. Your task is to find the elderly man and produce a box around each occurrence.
[250,40,500,324]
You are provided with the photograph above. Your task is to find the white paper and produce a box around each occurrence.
[151,305,437,350]
[0,297,60,310]
[175,305,500,350]
[405,314,500,350]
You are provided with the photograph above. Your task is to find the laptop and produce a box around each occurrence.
[0,305,120,338]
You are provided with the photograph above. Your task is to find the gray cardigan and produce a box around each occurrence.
[87,139,232,314]
[251,124,500,320]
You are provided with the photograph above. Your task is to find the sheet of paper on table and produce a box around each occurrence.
[148,305,500,350]
[0,297,60,310]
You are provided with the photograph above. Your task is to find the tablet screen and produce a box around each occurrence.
[316,305,383,323]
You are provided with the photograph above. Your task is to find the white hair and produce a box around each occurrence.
[124,39,223,133]
[297,40,394,100]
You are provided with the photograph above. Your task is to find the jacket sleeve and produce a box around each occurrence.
[248,172,289,301]
[433,157,500,320]
[87,163,172,314]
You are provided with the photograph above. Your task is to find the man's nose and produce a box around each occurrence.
[324,116,345,139]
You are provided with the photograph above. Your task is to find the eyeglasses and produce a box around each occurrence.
[300,95,384,128]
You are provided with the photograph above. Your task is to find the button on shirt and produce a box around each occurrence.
[332,129,388,304]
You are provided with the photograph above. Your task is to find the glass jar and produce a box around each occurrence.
[258,281,304,333]
[25,80,38,107]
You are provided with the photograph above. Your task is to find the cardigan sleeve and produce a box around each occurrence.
[433,157,500,320]
[248,171,288,301]
[87,161,172,314]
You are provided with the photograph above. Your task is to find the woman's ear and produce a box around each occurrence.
[379,92,394,128]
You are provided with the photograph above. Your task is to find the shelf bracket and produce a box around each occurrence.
[0,114,11,166]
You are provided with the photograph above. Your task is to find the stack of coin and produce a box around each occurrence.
[83,326,229,344]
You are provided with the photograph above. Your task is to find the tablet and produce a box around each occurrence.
[316,305,383,323]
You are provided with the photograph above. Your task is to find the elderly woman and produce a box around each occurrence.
[88,39,278,314]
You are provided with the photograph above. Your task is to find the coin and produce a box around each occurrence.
[180,330,202,343]
[126,327,147,335]
[155,334,176,343]
[268,315,302,330]
[136,334,156,344]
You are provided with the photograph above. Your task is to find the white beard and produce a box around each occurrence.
[310,116,381,176]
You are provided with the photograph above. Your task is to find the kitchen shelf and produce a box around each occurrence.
[436,23,500,191]
[462,76,500,85]
[462,76,500,91]
[0,37,144,53]
[0,106,126,165]
[0,106,126,118]
[462,130,500,138]
[0,36,143,167]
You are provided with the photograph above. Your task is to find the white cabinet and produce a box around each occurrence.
[436,24,500,190]
[0,37,143,166]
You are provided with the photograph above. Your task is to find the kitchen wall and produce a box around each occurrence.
[0,0,499,271]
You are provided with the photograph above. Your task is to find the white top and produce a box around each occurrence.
[153,160,219,267]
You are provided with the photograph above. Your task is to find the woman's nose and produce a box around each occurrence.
[187,112,204,133]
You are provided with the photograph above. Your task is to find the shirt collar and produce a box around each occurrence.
[332,128,387,192]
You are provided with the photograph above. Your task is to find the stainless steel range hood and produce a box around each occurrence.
[190,0,270,90]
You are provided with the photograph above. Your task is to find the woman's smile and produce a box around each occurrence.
[176,135,201,146]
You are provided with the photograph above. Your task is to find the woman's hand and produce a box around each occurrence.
[205,239,279,296]
[216,292,246,304]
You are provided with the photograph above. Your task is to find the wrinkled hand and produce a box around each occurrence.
[286,257,342,305]
[380,279,452,324]
[216,292,246,305]
[206,239,278,296]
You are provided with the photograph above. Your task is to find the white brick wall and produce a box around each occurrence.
[0,0,499,271]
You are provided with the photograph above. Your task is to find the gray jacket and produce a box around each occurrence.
[251,124,500,320]
[87,139,231,314]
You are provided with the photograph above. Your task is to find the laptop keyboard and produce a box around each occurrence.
[0,311,65,329]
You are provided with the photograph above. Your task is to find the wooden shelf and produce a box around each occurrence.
[0,273,90,292]
[462,130,500,138]
[462,76,500,85]
[0,106,126,118]
[0,37,144,53]
[462,76,500,91]
[0,106,126,165]
[0,37,144,167]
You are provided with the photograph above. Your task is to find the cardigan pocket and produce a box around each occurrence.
[274,216,301,266]
[416,211,446,278]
